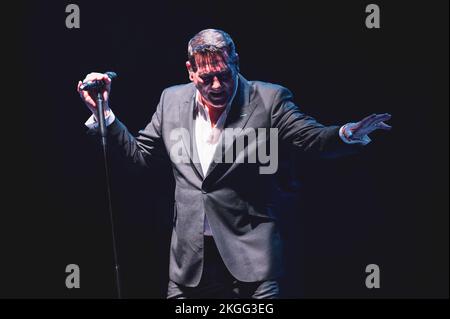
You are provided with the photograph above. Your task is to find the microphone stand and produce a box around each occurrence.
[95,91,122,299]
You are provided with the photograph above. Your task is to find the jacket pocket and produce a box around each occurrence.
[247,203,277,221]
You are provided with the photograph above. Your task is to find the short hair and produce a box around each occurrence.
[187,29,238,72]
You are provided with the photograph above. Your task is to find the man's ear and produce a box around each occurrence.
[234,54,240,73]
[186,61,194,81]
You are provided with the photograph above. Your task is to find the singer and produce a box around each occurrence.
[77,29,391,299]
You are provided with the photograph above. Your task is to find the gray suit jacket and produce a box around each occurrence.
[104,74,357,286]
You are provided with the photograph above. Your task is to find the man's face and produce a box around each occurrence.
[187,52,238,108]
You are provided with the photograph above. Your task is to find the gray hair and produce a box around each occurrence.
[187,29,238,72]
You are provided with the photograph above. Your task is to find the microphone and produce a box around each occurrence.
[80,71,117,91]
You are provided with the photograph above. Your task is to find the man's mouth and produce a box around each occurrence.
[210,91,226,101]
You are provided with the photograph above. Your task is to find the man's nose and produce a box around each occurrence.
[211,76,222,89]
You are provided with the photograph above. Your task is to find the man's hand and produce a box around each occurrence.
[343,113,392,141]
[77,72,112,119]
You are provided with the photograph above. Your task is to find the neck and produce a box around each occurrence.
[200,95,226,127]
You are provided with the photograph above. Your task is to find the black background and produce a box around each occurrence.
[4,0,448,298]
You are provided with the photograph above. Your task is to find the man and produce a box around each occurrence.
[77,29,391,298]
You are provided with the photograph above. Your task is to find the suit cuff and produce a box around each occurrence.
[85,110,116,129]
[339,124,371,145]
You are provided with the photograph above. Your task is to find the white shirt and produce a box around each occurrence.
[193,81,238,235]
[194,94,235,177]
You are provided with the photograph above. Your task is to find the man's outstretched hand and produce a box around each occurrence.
[344,113,392,140]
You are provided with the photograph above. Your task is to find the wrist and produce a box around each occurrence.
[341,124,354,142]
[93,107,112,122]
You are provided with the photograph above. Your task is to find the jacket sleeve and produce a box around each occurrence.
[271,86,361,157]
[91,89,168,168]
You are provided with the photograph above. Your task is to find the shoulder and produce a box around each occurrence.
[151,82,194,116]
[161,82,195,101]
[247,79,294,102]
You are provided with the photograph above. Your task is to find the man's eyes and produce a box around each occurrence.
[219,72,231,80]
[200,75,213,82]
[200,72,231,83]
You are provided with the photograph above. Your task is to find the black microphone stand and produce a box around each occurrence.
[95,90,122,299]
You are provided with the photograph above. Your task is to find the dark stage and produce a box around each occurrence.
[6,0,449,300]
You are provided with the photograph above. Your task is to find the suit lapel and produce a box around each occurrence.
[178,75,259,183]
[178,87,204,180]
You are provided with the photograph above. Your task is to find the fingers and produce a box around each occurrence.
[83,72,107,83]
[375,121,392,130]
[373,113,392,123]
[355,113,392,131]
[77,80,96,107]
[77,72,112,110]
[102,75,111,101]
[104,75,112,92]
[369,113,392,129]
[81,72,112,92]
[366,113,390,127]
[352,113,376,132]
[358,113,377,126]
[350,113,392,138]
